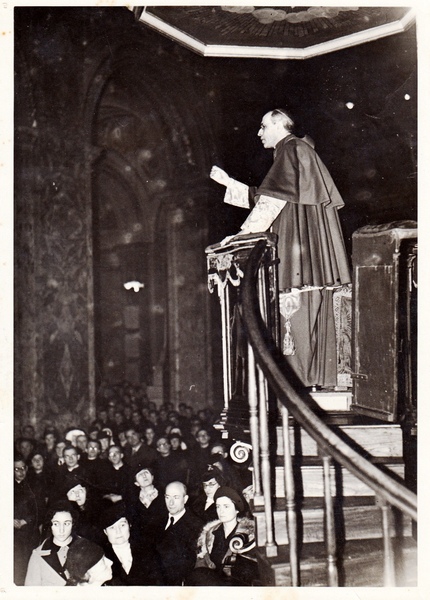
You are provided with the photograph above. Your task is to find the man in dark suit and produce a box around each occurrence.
[123,427,157,474]
[151,481,203,586]
[50,445,88,502]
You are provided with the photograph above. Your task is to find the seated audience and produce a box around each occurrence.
[15,391,257,587]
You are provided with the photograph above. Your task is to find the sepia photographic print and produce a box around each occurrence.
[2,2,429,599]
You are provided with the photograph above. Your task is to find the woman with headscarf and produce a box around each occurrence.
[186,486,258,586]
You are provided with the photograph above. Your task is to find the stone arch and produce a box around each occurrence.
[82,23,217,401]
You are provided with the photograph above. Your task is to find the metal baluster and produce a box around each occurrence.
[280,403,299,585]
[225,285,232,405]
[248,343,262,503]
[377,496,396,586]
[219,284,232,412]
[258,363,277,557]
[321,453,338,586]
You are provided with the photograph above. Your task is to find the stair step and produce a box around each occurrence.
[310,390,352,411]
[256,537,417,586]
[277,422,403,457]
[275,459,405,497]
[254,498,412,546]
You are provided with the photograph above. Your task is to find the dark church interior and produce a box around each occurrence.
[13,5,418,589]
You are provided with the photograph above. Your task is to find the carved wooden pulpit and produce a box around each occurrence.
[206,233,280,460]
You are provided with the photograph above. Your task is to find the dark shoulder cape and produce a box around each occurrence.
[257,135,344,208]
[256,135,350,289]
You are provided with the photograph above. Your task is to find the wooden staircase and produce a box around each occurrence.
[252,401,417,586]
[206,233,417,587]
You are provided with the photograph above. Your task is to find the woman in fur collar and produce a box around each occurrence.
[186,486,258,586]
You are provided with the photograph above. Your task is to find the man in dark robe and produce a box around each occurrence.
[211,108,351,388]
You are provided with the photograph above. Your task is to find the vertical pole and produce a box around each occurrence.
[321,453,339,586]
[281,403,300,585]
[219,284,230,412]
[225,285,232,404]
[248,344,262,502]
[258,364,277,557]
[377,496,396,586]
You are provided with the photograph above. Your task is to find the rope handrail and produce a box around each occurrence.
[240,239,417,521]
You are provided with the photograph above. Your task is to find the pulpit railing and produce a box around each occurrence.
[206,234,417,587]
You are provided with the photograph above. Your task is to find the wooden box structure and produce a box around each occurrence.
[351,221,417,424]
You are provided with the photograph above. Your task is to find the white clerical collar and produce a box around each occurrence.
[113,462,123,470]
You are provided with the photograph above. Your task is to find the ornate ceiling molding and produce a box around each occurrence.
[131,6,416,60]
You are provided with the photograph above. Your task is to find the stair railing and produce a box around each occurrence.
[240,238,417,586]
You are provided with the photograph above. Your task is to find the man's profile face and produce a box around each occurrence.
[165,482,188,515]
[258,112,285,149]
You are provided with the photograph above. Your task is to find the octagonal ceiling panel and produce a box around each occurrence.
[133,6,415,59]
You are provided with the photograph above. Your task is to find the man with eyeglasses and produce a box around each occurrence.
[210,107,351,389]
[51,445,88,502]
[14,455,41,584]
